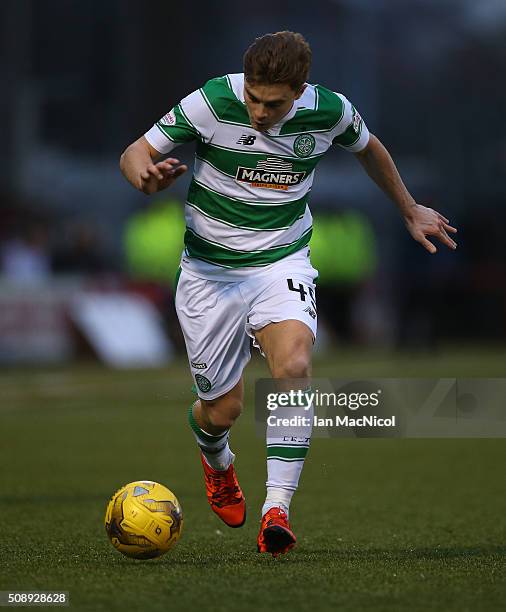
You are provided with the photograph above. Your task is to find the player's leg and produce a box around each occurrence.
[255,318,313,380]
[190,377,244,470]
[243,260,317,555]
[188,378,247,527]
[175,269,250,527]
[254,320,313,552]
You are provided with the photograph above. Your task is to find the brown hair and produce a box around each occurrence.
[243,31,312,91]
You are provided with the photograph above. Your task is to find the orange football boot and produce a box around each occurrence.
[257,507,296,557]
[200,453,246,527]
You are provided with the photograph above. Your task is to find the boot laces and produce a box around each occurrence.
[207,470,241,507]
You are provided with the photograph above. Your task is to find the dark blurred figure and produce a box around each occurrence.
[52,221,108,275]
[1,222,51,283]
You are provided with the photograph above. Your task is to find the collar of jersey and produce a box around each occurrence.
[227,72,311,136]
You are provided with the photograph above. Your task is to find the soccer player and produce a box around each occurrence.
[120,31,457,557]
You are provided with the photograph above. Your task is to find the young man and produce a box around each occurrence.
[120,31,457,557]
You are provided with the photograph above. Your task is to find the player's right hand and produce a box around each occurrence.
[139,158,188,195]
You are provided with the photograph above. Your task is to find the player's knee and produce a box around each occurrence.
[202,396,243,430]
[272,353,311,379]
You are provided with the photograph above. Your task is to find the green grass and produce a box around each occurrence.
[1,347,505,611]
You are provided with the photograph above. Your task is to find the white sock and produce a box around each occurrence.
[202,446,235,472]
[263,395,313,518]
[262,487,293,517]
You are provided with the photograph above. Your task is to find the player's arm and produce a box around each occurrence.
[119,136,188,195]
[354,134,457,253]
[120,136,187,196]
[120,86,217,196]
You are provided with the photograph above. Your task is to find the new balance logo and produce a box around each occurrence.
[191,361,207,370]
[237,135,256,145]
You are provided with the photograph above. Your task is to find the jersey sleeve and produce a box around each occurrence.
[330,93,370,153]
[144,88,218,154]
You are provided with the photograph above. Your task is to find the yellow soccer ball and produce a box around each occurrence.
[105,481,183,559]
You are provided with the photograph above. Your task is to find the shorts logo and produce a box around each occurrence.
[191,361,207,370]
[304,305,317,320]
[195,374,212,393]
[293,134,316,158]
[160,110,176,126]
[235,157,305,191]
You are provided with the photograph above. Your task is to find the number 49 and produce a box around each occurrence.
[287,278,316,310]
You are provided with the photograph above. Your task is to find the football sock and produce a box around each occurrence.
[262,486,293,517]
[262,391,313,518]
[188,403,235,471]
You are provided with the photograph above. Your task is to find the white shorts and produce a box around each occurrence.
[174,250,318,400]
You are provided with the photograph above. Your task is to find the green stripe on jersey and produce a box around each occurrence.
[333,115,362,147]
[200,77,251,126]
[188,179,308,230]
[279,86,344,135]
[184,227,312,268]
[200,78,345,137]
[156,104,200,143]
[196,142,322,177]
[267,446,309,460]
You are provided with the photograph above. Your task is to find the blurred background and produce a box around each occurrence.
[1,0,505,368]
[2,6,505,607]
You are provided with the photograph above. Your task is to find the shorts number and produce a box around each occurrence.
[287,279,316,311]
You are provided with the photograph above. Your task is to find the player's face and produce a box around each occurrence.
[244,81,305,132]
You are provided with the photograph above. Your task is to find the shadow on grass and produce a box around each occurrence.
[112,545,506,568]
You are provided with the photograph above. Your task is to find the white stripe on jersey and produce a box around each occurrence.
[184,204,313,250]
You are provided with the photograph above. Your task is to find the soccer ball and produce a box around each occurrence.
[104,480,183,559]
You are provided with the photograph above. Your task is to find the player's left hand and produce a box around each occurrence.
[404,204,457,254]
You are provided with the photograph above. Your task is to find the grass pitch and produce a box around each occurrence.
[1,347,505,611]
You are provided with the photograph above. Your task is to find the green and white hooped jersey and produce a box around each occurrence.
[144,73,369,279]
